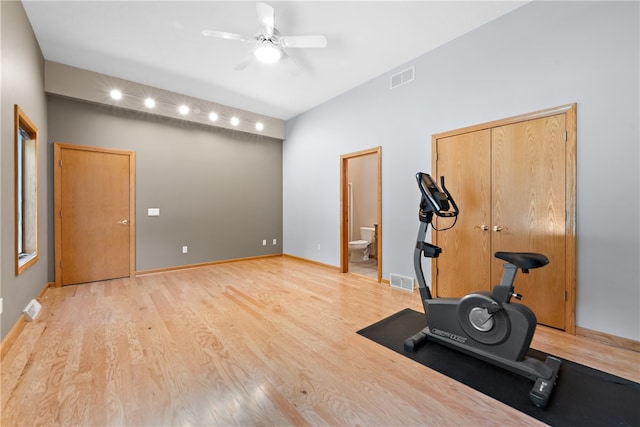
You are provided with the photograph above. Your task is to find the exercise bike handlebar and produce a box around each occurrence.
[414,172,459,300]
[416,172,459,219]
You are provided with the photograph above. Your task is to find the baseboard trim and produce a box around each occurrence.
[576,326,640,353]
[0,318,28,361]
[1,282,53,360]
[136,254,283,276]
[282,254,339,271]
[139,253,341,276]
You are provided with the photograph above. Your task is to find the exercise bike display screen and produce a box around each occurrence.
[418,173,450,213]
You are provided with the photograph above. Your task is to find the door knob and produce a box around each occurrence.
[117,219,129,225]
[474,225,489,231]
[493,225,507,232]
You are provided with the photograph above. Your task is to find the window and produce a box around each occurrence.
[15,105,39,275]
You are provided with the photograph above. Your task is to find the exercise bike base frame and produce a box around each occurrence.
[403,327,561,408]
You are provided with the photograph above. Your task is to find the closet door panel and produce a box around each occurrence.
[434,130,491,297]
[491,114,566,329]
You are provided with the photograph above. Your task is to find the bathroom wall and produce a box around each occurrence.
[348,154,377,254]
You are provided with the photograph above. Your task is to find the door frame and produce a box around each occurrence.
[432,103,576,333]
[340,147,382,282]
[54,143,136,287]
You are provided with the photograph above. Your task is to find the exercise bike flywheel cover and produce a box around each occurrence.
[457,293,510,345]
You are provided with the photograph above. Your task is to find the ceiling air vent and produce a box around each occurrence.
[390,66,415,89]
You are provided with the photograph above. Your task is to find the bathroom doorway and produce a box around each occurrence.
[340,147,382,282]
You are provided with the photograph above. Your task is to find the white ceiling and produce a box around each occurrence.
[23,1,528,120]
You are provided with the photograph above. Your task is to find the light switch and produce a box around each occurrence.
[148,208,160,216]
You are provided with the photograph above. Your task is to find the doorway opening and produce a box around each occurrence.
[340,147,382,282]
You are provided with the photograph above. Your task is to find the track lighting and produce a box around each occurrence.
[107,90,264,132]
[110,89,122,100]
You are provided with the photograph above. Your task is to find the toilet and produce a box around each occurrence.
[348,226,376,262]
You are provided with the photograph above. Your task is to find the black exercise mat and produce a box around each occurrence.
[357,308,640,427]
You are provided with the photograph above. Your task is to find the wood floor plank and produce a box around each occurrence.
[1,256,638,426]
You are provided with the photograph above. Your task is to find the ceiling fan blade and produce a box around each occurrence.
[279,50,302,76]
[234,54,254,71]
[280,35,327,49]
[202,30,254,43]
[256,2,275,37]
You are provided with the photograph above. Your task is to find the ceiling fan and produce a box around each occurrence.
[202,2,327,70]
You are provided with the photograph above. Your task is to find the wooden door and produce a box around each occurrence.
[54,144,135,286]
[491,115,566,329]
[432,104,576,331]
[434,130,491,297]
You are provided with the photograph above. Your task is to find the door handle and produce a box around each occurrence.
[117,219,129,225]
[493,225,508,232]
[473,225,489,231]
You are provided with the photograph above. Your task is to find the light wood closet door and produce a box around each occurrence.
[433,110,571,330]
[491,115,566,329]
[434,130,491,297]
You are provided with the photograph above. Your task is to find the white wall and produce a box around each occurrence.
[283,1,639,340]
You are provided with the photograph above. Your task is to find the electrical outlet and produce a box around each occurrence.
[0,298,3,314]
[182,246,188,254]
[317,243,321,251]
[273,238,277,245]
[262,240,267,246]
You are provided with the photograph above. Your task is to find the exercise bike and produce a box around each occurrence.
[404,172,561,408]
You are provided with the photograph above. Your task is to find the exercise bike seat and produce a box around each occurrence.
[495,252,549,272]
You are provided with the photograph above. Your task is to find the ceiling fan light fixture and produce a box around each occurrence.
[254,41,281,64]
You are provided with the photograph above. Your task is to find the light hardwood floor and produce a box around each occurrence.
[2,256,639,426]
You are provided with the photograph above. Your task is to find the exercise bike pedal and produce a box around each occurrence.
[529,356,562,407]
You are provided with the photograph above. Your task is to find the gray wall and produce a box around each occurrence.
[283,2,640,340]
[47,96,283,272]
[1,0,50,338]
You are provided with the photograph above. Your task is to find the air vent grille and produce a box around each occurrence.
[390,66,415,89]
[390,273,415,292]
